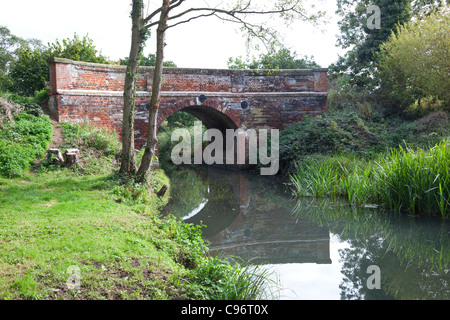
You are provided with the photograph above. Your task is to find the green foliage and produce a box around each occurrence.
[290,153,366,197]
[228,47,320,70]
[290,139,450,217]
[157,111,206,172]
[3,32,110,97]
[188,255,279,300]
[411,0,449,18]
[331,0,412,89]
[61,121,120,158]
[0,26,43,92]
[118,53,177,67]
[0,111,52,177]
[377,9,450,111]
[49,121,122,176]
[48,33,109,64]
[370,140,450,216]
[0,88,48,108]
[159,110,198,132]
[8,46,49,96]
[217,265,279,300]
[280,76,449,173]
[278,110,387,173]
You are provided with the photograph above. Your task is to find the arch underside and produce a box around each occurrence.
[156,104,248,169]
[178,105,238,132]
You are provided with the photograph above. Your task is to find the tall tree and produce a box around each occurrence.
[0,26,43,93]
[331,0,411,88]
[120,0,326,182]
[4,32,109,97]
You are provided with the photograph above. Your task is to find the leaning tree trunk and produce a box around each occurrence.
[136,0,171,183]
[119,0,146,176]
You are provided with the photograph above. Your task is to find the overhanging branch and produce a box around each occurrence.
[143,0,310,30]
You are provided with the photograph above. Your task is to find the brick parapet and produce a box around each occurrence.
[48,58,328,149]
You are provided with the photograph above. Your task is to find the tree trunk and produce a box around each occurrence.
[136,0,171,183]
[119,0,146,176]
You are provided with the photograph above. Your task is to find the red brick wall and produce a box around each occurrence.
[48,58,328,149]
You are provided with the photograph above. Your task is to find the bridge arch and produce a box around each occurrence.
[156,95,241,133]
[155,97,243,166]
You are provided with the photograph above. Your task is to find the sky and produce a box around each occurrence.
[0,0,347,69]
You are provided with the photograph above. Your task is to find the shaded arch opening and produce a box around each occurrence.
[156,105,239,169]
[178,105,238,133]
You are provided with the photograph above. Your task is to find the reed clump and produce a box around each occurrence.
[290,139,449,217]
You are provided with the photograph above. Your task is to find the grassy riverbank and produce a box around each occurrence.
[0,103,277,300]
[0,169,276,299]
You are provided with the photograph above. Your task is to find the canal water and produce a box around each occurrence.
[161,165,450,300]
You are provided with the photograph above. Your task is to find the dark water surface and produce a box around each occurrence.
[161,165,450,300]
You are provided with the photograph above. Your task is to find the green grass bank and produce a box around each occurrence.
[0,102,277,300]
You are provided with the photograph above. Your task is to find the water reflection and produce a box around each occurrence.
[161,165,450,300]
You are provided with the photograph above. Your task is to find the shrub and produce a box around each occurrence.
[377,10,450,112]
[0,111,52,177]
[61,121,120,157]
[53,121,122,175]
[370,140,450,216]
[279,111,384,173]
[290,153,367,198]
[8,46,49,96]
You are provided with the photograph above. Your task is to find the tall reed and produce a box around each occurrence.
[371,140,449,216]
[290,139,449,217]
[290,154,364,198]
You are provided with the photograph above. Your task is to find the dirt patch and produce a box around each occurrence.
[48,118,64,149]
[38,200,57,208]
[41,103,64,149]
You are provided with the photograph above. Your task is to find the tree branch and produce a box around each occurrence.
[143,0,310,29]
[165,11,219,30]
[143,0,186,25]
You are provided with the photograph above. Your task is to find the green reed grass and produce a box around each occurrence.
[216,264,280,300]
[290,139,449,217]
[290,154,365,198]
[371,140,449,216]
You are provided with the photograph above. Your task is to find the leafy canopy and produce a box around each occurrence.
[377,9,450,111]
[2,32,110,96]
[331,0,412,89]
[118,53,177,67]
[228,47,320,70]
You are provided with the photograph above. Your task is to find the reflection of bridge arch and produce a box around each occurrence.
[207,210,332,265]
[182,166,332,265]
[184,166,244,238]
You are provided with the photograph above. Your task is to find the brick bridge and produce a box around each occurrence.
[48,57,328,149]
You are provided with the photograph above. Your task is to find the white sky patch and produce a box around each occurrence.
[0,0,346,69]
